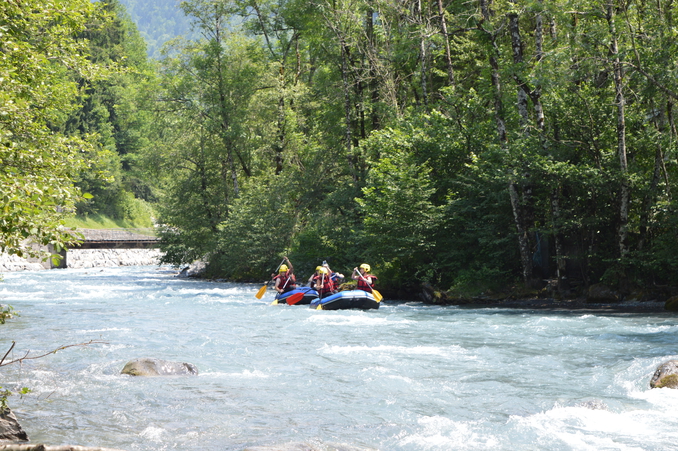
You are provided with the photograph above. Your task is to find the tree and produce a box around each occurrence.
[67,0,157,225]
[357,126,444,287]
[0,0,110,258]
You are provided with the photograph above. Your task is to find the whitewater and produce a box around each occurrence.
[1,266,677,450]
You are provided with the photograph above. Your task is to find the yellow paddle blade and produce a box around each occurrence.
[316,305,323,310]
[270,299,279,305]
[255,284,267,299]
[372,289,383,302]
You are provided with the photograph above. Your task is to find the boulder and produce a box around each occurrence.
[650,360,678,389]
[586,284,620,304]
[665,296,678,312]
[0,408,28,441]
[121,358,198,377]
[420,282,452,304]
[176,261,206,278]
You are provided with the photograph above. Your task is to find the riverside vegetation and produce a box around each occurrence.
[2,0,678,301]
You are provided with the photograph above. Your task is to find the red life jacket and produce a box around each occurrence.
[275,273,296,292]
[313,274,335,295]
[357,274,377,292]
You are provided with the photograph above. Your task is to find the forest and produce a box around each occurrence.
[1,0,678,299]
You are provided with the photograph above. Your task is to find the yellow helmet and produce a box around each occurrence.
[318,267,329,275]
[279,264,289,273]
[360,263,371,272]
[315,266,323,272]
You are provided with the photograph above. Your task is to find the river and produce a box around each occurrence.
[1,266,677,450]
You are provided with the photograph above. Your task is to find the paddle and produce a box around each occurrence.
[256,258,285,299]
[356,271,383,302]
[315,272,326,310]
[285,291,306,305]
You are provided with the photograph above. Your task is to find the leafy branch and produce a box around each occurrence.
[0,305,16,325]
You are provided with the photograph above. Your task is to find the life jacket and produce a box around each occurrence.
[357,274,377,292]
[275,272,296,292]
[313,273,335,295]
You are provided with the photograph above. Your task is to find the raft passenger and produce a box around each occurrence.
[274,257,297,294]
[307,266,323,289]
[352,263,377,292]
[313,266,337,296]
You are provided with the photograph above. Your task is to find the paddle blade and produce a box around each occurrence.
[270,299,279,305]
[255,284,267,299]
[286,292,305,305]
[372,289,383,302]
[316,304,323,310]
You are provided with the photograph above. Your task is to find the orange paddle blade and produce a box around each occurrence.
[255,283,268,299]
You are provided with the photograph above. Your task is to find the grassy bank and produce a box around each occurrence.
[63,214,156,236]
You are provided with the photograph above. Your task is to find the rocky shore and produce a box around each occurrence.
[418,282,673,313]
[0,229,162,271]
[0,248,162,271]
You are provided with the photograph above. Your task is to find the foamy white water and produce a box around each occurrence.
[1,266,677,450]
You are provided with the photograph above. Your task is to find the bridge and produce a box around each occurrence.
[72,228,160,250]
[47,228,160,269]
[1,229,161,271]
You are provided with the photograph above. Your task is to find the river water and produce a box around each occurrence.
[1,266,677,451]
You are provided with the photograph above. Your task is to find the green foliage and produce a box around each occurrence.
[0,305,16,325]
[119,0,678,297]
[357,127,444,286]
[0,386,30,414]
[0,387,10,414]
[0,0,113,258]
[66,0,156,227]
[209,172,302,280]
[63,213,153,231]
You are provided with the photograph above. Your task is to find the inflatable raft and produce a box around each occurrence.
[309,289,380,310]
[275,287,319,305]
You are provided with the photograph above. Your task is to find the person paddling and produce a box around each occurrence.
[313,265,337,297]
[307,266,323,290]
[352,263,377,292]
[273,257,296,294]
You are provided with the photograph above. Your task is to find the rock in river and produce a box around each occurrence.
[650,360,678,389]
[0,408,28,441]
[120,358,198,377]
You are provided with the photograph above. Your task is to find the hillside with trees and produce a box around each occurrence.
[3,0,678,300]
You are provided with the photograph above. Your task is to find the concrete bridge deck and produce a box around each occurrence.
[73,228,160,249]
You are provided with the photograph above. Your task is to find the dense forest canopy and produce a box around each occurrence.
[2,0,678,298]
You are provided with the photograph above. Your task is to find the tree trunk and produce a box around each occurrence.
[437,0,455,85]
[417,0,429,110]
[607,2,630,258]
[480,0,533,285]
[365,4,380,130]
[340,37,354,167]
[508,7,529,128]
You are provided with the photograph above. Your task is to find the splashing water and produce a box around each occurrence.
[1,266,677,450]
